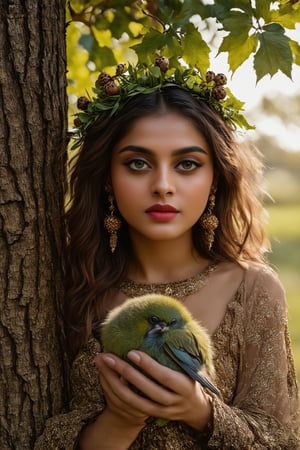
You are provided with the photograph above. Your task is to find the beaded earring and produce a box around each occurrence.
[104,193,121,253]
[199,188,219,251]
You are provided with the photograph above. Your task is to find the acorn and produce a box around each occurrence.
[155,56,169,73]
[206,70,215,83]
[73,117,82,127]
[104,81,120,96]
[212,86,227,100]
[98,72,112,86]
[214,73,227,86]
[77,96,90,111]
[116,63,126,76]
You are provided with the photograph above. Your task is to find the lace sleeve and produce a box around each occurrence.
[34,338,105,450]
[208,267,300,449]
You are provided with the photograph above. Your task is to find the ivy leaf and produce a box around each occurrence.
[219,32,258,73]
[181,24,210,74]
[254,23,293,81]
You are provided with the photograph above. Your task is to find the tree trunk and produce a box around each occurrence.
[0,1,68,449]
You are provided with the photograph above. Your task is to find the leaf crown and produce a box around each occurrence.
[72,56,254,150]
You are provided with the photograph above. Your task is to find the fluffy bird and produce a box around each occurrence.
[101,294,220,402]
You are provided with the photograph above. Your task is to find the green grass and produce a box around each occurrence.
[267,204,300,239]
[266,204,300,387]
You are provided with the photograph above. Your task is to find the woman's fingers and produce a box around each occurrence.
[96,353,188,408]
[127,351,192,394]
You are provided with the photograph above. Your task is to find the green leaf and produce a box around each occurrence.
[163,33,183,59]
[270,6,300,29]
[254,23,293,81]
[208,0,253,21]
[171,0,210,28]
[132,29,168,64]
[90,44,117,70]
[290,40,300,66]
[254,0,272,22]
[219,32,258,73]
[221,10,252,35]
[181,24,210,74]
[78,33,117,70]
[78,34,94,52]
[155,0,183,21]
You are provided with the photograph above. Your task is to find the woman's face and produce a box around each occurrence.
[110,112,214,243]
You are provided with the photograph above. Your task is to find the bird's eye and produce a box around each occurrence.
[170,318,177,326]
[149,315,159,324]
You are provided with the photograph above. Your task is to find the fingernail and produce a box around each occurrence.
[102,355,116,367]
[128,351,140,364]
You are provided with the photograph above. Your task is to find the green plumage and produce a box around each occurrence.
[100,294,220,425]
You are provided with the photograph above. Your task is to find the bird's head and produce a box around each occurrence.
[101,294,192,354]
[145,305,185,338]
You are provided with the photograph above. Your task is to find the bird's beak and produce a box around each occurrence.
[147,321,169,337]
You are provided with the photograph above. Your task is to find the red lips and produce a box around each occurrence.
[146,204,178,213]
[145,204,179,221]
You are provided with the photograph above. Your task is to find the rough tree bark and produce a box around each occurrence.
[0,1,68,449]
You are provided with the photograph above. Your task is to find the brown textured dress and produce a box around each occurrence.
[35,264,300,449]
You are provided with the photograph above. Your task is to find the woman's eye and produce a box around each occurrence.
[126,159,149,170]
[177,160,200,171]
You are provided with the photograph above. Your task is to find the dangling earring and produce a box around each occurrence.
[104,193,121,253]
[199,187,219,251]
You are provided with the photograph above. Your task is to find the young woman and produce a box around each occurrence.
[35,67,299,449]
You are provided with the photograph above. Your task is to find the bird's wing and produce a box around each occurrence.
[163,335,220,396]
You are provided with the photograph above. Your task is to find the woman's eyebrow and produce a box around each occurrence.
[117,145,208,155]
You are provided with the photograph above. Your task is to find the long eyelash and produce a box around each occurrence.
[123,159,149,169]
[177,160,202,169]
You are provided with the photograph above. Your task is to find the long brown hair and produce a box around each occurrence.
[65,87,269,356]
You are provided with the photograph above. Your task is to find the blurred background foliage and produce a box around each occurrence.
[66,0,300,385]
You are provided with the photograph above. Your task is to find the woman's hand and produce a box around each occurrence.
[95,352,150,427]
[95,350,213,431]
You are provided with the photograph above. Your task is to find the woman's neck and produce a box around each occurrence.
[127,233,211,284]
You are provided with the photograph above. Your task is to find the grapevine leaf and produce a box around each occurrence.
[219,32,258,73]
[254,23,293,81]
[181,24,210,74]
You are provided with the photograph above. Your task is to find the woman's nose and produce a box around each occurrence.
[151,167,176,197]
